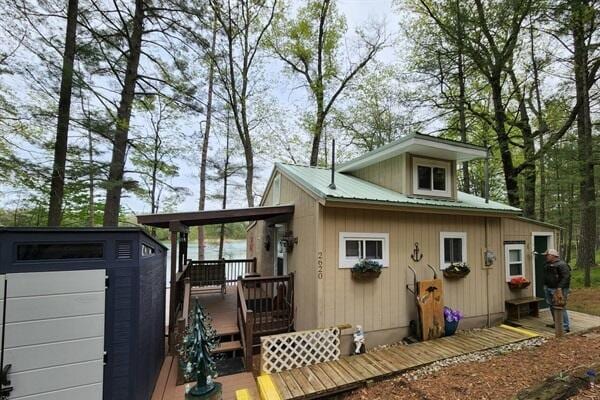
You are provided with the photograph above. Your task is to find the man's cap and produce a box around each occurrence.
[543,248,560,257]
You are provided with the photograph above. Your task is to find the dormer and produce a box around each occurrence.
[338,133,487,200]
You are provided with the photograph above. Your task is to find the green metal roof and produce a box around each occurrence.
[276,163,521,214]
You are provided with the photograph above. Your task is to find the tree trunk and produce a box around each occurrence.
[87,113,94,227]
[198,19,217,260]
[310,112,324,167]
[47,0,78,226]
[456,0,469,193]
[103,0,145,227]
[530,22,547,221]
[490,77,519,207]
[566,182,575,263]
[572,0,596,284]
[219,118,231,260]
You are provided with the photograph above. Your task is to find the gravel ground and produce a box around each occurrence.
[340,329,600,400]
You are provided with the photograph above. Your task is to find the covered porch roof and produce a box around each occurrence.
[136,204,295,229]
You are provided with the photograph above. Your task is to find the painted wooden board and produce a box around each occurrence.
[4,314,104,348]
[10,383,103,400]
[4,270,105,400]
[417,278,444,341]
[8,360,103,398]
[6,270,105,297]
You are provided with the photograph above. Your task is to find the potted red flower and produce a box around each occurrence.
[508,276,530,290]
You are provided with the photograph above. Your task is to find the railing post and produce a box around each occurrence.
[175,316,186,385]
[245,310,254,372]
[183,277,191,327]
[252,257,257,273]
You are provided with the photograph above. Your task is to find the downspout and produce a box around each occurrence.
[485,216,491,328]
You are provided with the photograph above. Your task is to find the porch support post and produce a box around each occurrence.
[168,228,178,354]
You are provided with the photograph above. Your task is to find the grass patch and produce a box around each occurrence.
[570,266,600,289]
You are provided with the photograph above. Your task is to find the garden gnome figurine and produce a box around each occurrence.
[353,325,365,354]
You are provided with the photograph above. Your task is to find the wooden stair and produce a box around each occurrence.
[212,340,242,354]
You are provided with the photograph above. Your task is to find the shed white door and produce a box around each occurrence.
[1,270,105,400]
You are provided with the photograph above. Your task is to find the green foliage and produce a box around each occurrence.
[571,266,600,289]
[352,259,383,273]
[178,302,219,390]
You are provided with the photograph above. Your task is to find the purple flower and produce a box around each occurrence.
[443,306,463,322]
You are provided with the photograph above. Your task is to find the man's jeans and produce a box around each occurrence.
[545,287,570,331]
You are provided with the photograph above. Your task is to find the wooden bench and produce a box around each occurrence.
[506,296,544,320]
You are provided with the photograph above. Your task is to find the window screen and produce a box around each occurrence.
[444,238,463,263]
[345,240,361,258]
[417,166,432,190]
[365,240,383,259]
[17,243,104,261]
[433,167,446,190]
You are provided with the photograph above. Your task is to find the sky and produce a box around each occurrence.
[129,0,402,215]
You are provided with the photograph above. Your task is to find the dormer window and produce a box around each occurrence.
[412,157,451,197]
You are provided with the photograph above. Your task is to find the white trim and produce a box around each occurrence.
[530,232,555,297]
[412,157,452,197]
[272,173,281,205]
[338,136,487,172]
[505,243,526,282]
[439,232,467,269]
[338,232,389,268]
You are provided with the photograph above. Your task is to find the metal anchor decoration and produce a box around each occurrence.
[411,242,424,262]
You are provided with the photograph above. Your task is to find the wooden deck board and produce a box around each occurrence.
[508,309,600,337]
[269,325,544,399]
[151,356,259,400]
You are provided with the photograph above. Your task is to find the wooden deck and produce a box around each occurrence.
[152,355,259,400]
[268,326,538,399]
[191,288,240,336]
[508,308,600,337]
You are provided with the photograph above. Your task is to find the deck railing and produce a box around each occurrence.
[237,282,254,370]
[187,258,257,287]
[240,274,295,336]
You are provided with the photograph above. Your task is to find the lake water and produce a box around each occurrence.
[163,239,247,287]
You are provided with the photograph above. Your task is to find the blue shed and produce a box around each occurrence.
[0,228,166,400]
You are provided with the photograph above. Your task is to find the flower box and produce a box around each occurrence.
[508,281,531,290]
[508,277,530,290]
[351,270,382,281]
[443,263,470,279]
[351,260,383,282]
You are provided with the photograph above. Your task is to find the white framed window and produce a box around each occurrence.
[440,232,467,269]
[272,174,281,205]
[412,157,451,197]
[339,232,389,268]
[505,243,525,281]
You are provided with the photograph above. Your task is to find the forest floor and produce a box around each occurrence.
[339,329,600,400]
[569,266,600,316]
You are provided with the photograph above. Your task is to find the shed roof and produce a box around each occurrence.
[136,204,295,228]
[276,163,521,215]
[338,133,488,172]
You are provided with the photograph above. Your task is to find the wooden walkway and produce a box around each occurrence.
[268,326,537,400]
[508,308,600,337]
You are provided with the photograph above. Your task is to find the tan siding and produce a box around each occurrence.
[319,208,506,332]
[502,218,559,301]
[350,154,458,201]
[280,175,319,331]
[350,154,405,193]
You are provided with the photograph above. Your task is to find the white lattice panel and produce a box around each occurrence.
[260,327,341,374]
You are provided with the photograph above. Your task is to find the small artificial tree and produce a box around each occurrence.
[179,301,220,397]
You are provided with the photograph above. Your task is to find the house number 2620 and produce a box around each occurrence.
[317,252,324,279]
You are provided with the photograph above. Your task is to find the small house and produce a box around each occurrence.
[247,133,559,350]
